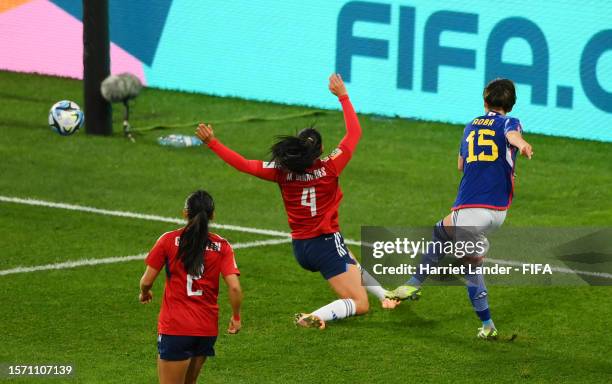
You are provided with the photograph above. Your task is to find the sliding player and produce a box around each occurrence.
[196,74,397,330]
[387,78,533,339]
[139,190,242,384]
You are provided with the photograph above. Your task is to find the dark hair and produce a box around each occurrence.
[178,190,215,276]
[483,78,516,113]
[270,127,323,173]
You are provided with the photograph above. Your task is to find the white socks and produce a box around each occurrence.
[312,299,356,322]
[360,267,387,301]
[309,262,389,323]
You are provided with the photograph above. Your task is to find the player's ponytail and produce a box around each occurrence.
[178,190,215,276]
[270,127,322,173]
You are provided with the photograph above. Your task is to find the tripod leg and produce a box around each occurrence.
[123,100,135,142]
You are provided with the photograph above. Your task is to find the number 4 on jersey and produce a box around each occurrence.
[301,187,317,216]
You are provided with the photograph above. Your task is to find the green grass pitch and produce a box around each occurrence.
[1,70,611,383]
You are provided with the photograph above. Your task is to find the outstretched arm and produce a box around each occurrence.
[197,123,278,181]
[506,130,533,159]
[327,74,362,174]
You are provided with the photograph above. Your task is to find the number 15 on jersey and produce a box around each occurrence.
[465,129,499,163]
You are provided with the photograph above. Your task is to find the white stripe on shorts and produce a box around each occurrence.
[334,232,347,257]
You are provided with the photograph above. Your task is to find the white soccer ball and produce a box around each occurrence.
[48,100,85,136]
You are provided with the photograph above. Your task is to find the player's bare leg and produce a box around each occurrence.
[297,265,368,328]
[328,264,369,314]
[442,212,454,228]
[350,251,400,309]
[295,264,369,329]
[184,356,206,384]
[157,357,190,384]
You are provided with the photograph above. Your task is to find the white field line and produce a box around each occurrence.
[0,195,361,245]
[1,195,609,280]
[0,196,290,238]
[0,238,292,277]
[487,257,612,280]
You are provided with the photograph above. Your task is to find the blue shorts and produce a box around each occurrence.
[157,334,217,361]
[292,232,356,280]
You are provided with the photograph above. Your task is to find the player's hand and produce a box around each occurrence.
[196,123,215,144]
[328,73,348,97]
[227,317,241,334]
[519,142,533,159]
[139,290,153,304]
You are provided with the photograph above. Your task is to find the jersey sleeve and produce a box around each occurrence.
[220,242,240,276]
[145,233,168,270]
[503,117,522,135]
[329,95,362,174]
[207,139,278,182]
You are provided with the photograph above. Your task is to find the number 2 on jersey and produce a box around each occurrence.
[301,187,317,216]
[466,129,498,163]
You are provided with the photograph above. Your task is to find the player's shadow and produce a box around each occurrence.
[331,302,440,331]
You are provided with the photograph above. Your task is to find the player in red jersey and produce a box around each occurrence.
[139,190,242,384]
[195,74,397,330]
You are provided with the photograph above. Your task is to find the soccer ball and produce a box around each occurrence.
[48,100,85,136]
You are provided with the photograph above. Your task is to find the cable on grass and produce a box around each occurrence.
[132,110,330,133]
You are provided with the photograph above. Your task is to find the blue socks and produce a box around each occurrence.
[465,272,494,327]
[407,220,495,328]
[408,220,451,286]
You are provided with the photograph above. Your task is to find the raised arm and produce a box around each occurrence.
[327,74,362,174]
[337,95,362,152]
[329,74,362,153]
[196,123,278,181]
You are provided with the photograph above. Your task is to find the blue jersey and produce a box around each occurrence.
[453,111,522,211]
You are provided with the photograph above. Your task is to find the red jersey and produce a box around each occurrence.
[145,229,240,336]
[207,95,361,239]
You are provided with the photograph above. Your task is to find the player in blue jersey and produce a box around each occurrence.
[386,78,533,339]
